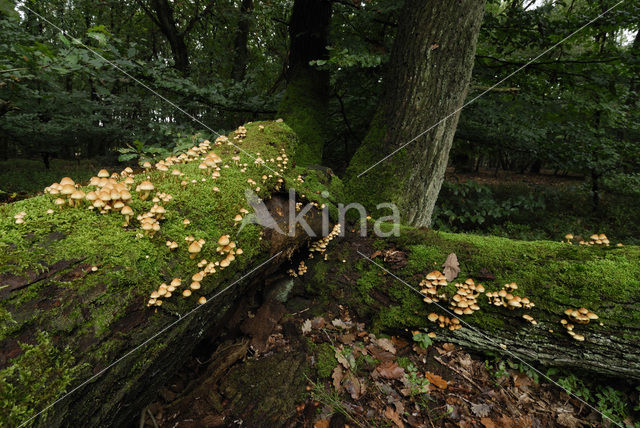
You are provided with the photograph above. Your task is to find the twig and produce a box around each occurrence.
[146,407,159,428]
[433,355,484,392]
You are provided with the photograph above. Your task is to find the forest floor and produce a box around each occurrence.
[140,300,619,428]
[444,167,584,187]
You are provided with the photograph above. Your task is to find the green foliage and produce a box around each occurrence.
[411,331,433,350]
[433,181,545,230]
[403,363,430,397]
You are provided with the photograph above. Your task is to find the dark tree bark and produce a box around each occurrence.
[136,0,216,74]
[276,0,332,165]
[231,0,253,82]
[346,0,486,227]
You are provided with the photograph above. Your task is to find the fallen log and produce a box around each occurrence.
[0,121,340,427]
[300,227,640,382]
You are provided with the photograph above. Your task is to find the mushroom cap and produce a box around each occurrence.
[190,281,201,290]
[198,296,206,305]
[139,180,155,191]
[60,177,75,186]
[192,272,204,282]
[218,235,230,246]
[121,206,133,216]
[188,241,202,253]
[71,190,85,200]
[60,184,75,196]
[427,313,438,322]
[564,233,574,239]
[97,169,110,178]
[182,289,192,297]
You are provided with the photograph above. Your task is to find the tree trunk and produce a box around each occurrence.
[302,228,640,381]
[231,0,253,82]
[276,0,332,165]
[345,0,486,227]
[0,121,339,427]
[148,0,190,73]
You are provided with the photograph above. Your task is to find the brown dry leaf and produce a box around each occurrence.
[471,402,491,418]
[339,333,355,345]
[375,361,405,379]
[310,317,325,329]
[513,372,532,389]
[335,348,350,369]
[384,405,404,428]
[556,411,584,428]
[442,253,460,281]
[343,373,364,400]
[376,337,396,354]
[481,417,497,428]
[425,371,448,390]
[314,419,330,428]
[371,250,382,259]
[332,365,343,390]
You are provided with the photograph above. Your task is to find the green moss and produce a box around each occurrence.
[0,331,85,427]
[315,342,337,378]
[277,68,328,166]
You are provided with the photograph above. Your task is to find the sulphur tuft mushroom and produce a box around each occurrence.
[198,296,207,305]
[188,240,203,259]
[137,180,154,201]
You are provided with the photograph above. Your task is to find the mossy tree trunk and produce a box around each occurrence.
[0,121,340,427]
[345,0,486,227]
[301,227,640,381]
[277,0,332,166]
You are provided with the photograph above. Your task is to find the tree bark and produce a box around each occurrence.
[345,0,486,227]
[276,0,332,165]
[231,0,253,82]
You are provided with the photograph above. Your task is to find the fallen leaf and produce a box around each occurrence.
[343,373,366,400]
[375,361,405,379]
[332,366,343,390]
[301,319,312,334]
[513,372,532,389]
[335,349,351,369]
[442,253,460,281]
[480,417,496,428]
[425,371,448,390]
[314,420,330,428]
[371,250,382,259]
[339,333,355,345]
[376,337,396,354]
[332,319,348,329]
[310,317,325,329]
[471,402,491,418]
[430,43,439,50]
[384,406,404,428]
[556,410,583,428]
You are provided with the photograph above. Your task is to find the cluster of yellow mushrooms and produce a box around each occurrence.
[450,279,485,316]
[560,307,599,341]
[486,282,535,311]
[564,232,622,247]
[428,312,461,332]
[30,124,301,309]
[288,224,342,277]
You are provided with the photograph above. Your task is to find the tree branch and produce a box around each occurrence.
[134,0,162,29]
[181,0,217,36]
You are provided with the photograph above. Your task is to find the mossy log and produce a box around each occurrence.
[301,226,640,382]
[0,121,341,427]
